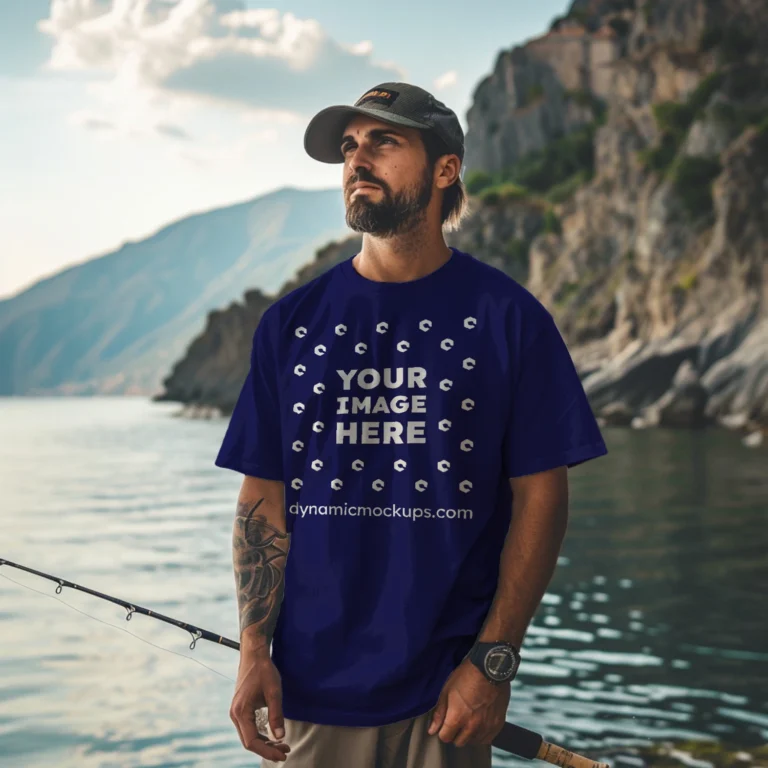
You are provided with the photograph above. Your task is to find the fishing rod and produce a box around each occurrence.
[0,557,608,768]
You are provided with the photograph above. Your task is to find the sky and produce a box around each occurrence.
[0,0,569,300]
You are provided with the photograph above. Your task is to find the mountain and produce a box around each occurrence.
[167,0,767,438]
[0,187,349,396]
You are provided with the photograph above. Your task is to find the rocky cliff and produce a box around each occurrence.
[160,0,768,443]
[461,0,767,437]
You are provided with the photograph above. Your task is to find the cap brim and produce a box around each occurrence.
[304,105,430,164]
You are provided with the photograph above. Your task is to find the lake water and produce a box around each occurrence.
[1,397,766,767]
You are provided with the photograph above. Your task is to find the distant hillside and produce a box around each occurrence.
[0,186,348,396]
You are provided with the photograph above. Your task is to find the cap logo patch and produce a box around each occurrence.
[355,88,399,108]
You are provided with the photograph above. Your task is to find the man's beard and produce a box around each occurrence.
[345,163,433,237]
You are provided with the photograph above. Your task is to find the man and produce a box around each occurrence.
[215,81,608,767]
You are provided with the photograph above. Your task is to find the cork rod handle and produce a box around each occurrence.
[536,740,610,768]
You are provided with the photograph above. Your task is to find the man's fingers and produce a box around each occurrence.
[229,714,246,751]
[436,714,463,745]
[451,715,496,747]
[243,727,290,761]
[478,720,503,746]
[242,721,289,761]
[452,722,478,748]
[427,698,446,735]
[234,710,262,751]
[231,708,289,762]
[265,688,285,740]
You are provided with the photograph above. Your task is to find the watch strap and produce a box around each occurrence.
[467,641,521,684]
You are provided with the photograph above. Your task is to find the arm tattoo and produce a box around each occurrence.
[233,496,290,642]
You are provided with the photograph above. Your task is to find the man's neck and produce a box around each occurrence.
[354,234,452,283]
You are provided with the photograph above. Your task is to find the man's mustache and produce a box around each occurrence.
[349,175,385,190]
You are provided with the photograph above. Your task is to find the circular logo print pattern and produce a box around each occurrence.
[289,315,479,494]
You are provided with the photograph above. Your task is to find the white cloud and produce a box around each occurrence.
[38,0,404,120]
[434,70,457,90]
[343,39,373,56]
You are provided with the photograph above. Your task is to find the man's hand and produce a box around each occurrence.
[427,657,510,747]
[229,653,291,762]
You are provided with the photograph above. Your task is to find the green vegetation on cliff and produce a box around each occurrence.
[635,70,767,219]
[638,72,725,175]
[466,96,606,207]
[700,20,757,66]
[670,155,722,219]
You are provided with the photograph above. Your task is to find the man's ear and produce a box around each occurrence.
[436,155,461,188]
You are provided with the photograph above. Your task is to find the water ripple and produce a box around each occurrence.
[1,397,765,767]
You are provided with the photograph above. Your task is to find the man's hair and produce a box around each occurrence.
[420,129,470,232]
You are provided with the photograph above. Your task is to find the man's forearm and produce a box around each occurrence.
[476,485,569,649]
[233,492,290,656]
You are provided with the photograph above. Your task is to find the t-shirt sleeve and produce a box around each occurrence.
[214,306,283,481]
[502,312,608,479]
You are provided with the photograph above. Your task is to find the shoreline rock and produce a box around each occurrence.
[594,738,768,767]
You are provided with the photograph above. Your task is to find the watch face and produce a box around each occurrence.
[484,645,519,682]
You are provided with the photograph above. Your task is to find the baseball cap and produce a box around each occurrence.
[304,81,465,166]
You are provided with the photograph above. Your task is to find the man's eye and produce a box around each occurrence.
[341,137,395,153]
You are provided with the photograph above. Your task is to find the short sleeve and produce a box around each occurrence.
[214,306,283,480]
[502,313,608,479]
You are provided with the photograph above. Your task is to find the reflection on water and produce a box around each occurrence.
[1,398,766,767]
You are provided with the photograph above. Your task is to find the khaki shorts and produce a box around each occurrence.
[260,706,493,768]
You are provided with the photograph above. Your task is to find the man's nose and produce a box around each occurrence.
[348,162,375,185]
[347,141,375,169]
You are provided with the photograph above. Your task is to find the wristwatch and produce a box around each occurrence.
[466,641,521,685]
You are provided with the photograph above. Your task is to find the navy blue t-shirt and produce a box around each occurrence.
[215,246,608,727]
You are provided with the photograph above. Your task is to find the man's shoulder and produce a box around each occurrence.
[458,248,553,326]
[263,261,342,323]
